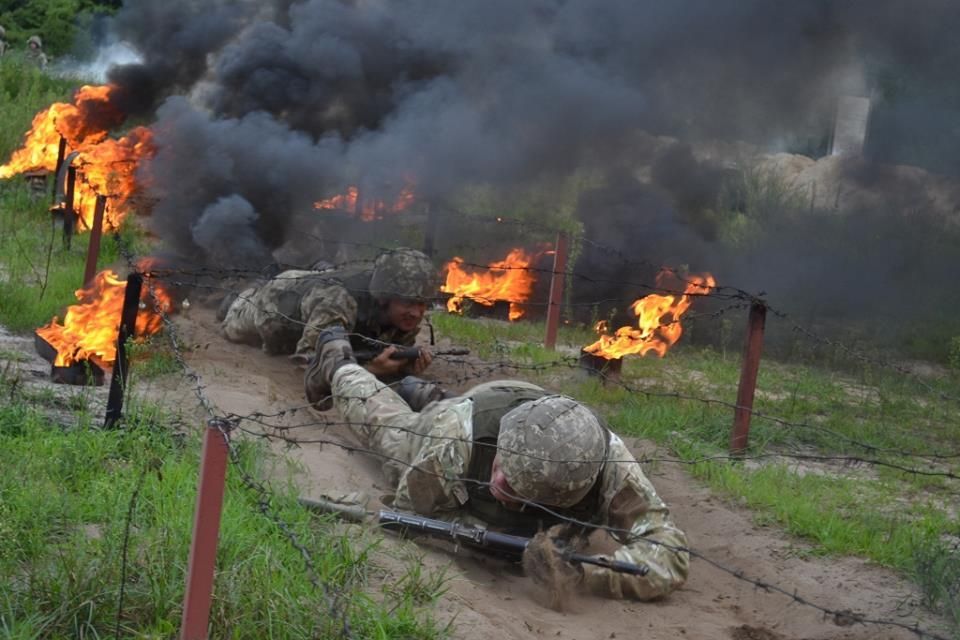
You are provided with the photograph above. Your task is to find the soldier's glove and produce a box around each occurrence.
[522,524,585,610]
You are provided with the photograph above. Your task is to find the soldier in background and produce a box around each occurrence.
[307,325,691,601]
[25,35,48,68]
[0,26,8,57]
[221,248,439,402]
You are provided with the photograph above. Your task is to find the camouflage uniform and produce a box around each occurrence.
[25,36,47,68]
[222,249,435,360]
[330,364,690,601]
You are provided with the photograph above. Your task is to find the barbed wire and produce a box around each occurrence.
[64,235,955,638]
[223,408,960,481]
[231,416,952,640]
[112,233,355,639]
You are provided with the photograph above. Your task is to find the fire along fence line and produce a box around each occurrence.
[232,416,951,640]
[109,234,353,640]
[121,262,954,463]
[152,236,956,403]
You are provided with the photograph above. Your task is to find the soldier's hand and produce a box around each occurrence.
[406,346,432,375]
[366,346,408,377]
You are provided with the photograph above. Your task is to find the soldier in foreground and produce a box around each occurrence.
[222,248,438,398]
[25,35,47,68]
[307,326,690,601]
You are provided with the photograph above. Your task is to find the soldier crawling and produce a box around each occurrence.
[221,248,439,404]
[308,324,690,602]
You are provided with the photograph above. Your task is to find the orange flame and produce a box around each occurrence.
[584,270,716,359]
[35,267,173,367]
[0,85,123,179]
[74,126,155,229]
[442,248,536,321]
[314,184,415,222]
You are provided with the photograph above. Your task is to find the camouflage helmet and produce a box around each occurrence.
[497,395,607,508]
[27,35,42,48]
[369,248,438,302]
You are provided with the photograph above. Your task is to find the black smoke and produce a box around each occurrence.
[100,0,960,356]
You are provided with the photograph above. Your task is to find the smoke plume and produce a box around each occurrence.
[99,0,960,353]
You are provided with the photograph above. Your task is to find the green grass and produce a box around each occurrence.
[0,391,446,639]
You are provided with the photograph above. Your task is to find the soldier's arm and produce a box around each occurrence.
[296,283,359,358]
[393,401,473,517]
[581,435,690,600]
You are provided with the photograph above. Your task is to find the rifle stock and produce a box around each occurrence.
[299,498,648,577]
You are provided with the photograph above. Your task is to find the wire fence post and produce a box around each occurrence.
[104,273,143,429]
[544,231,569,350]
[730,301,767,454]
[180,419,233,640]
[84,195,107,287]
[51,136,67,204]
[62,166,77,249]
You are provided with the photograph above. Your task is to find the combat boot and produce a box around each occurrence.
[396,376,449,412]
[304,325,356,410]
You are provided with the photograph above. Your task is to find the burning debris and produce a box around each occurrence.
[314,183,416,222]
[442,248,537,322]
[34,267,173,369]
[584,270,716,360]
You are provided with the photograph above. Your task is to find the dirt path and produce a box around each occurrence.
[114,307,952,639]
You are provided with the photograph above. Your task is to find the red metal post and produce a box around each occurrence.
[730,302,767,454]
[180,419,233,640]
[544,231,569,350]
[83,196,107,287]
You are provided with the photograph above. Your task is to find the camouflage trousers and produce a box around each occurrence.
[221,272,355,357]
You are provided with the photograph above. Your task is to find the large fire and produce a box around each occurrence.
[0,84,152,231]
[35,268,173,367]
[314,184,415,222]
[584,270,716,359]
[442,248,536,321]
[0,85,122,178]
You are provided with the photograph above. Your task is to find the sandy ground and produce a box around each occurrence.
[4,308,950,640]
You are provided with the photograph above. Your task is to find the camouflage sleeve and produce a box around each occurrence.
[393,399,474,517]
[296,283,359,358]
[581,434,690,600]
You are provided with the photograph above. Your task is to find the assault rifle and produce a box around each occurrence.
[353,341,470,364]
[298,496,648,577]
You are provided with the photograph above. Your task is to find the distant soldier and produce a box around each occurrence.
[25,35,48,68]
[0,26,8,57]
[221,248,439,401]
